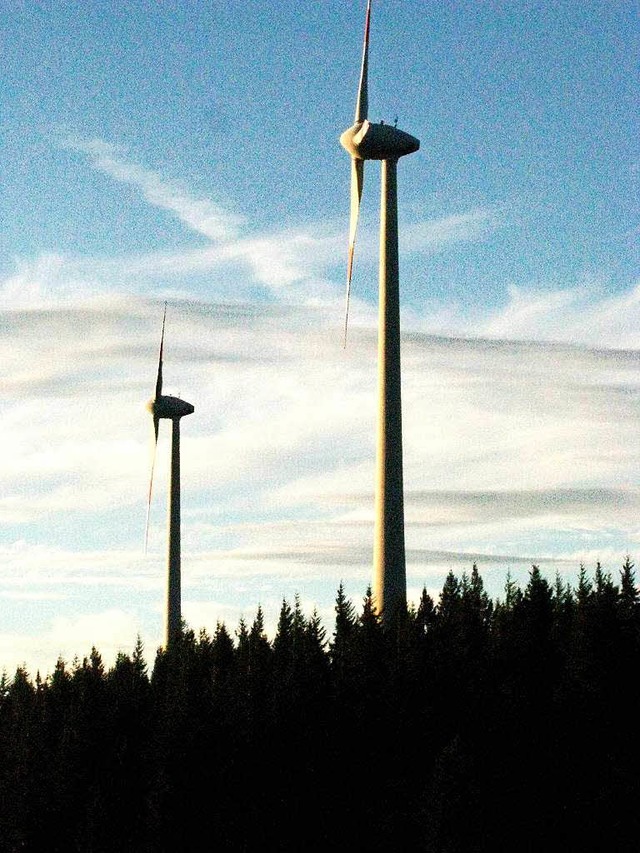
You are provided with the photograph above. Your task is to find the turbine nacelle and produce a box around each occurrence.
[340,119,420,161]
[147,395,195,420]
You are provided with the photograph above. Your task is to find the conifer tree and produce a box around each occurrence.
[132,634,147,677]
[619,555,639,617]
[416,586,436,635]
[211,622,235,683]
[243,605,272,723]
[249,605,270,660]
[576,562,592,609]
[273,598,294,691]
[330,582,358,683]
[438,570,461,623]
[357,585,385,693]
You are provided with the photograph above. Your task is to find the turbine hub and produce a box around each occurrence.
[149,395,195,420]
[340,119,420,161]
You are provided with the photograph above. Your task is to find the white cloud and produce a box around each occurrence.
[3,297,639,541]
[403,209,500,254]
[0,609,141,678]
[0,254,96,310]
[61,137,244,242]
[1,136,504,312]
[470,281,640,350]
[2,136,639,675]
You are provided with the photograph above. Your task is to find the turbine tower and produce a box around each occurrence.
[340,0,419,619]
[146,305,194,648]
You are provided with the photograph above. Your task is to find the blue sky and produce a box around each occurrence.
[1,0,638,675]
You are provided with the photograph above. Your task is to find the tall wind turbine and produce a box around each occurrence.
[146,305,194,648]
[340,0,419,619]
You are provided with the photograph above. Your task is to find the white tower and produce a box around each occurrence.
[340,0,419,619]
[146,306,194,647]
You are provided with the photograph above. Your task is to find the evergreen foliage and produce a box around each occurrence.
[1,562,639,851]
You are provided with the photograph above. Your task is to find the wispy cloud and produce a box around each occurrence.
[403,209,500,254]
[0,608,141,677]
[4,297,638,523]
[61,137,244,242]
[0,254,100,310]
[477,281,640,349]
[404,488,640,527]
[2,135,639,673]
[10,136,503,308]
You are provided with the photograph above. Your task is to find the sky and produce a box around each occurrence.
[1,0,638,676]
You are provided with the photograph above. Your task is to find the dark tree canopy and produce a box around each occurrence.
[1,561,639,852]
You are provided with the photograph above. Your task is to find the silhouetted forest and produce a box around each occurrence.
[1,560,639,852]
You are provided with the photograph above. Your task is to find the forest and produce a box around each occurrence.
[1,560,639,853]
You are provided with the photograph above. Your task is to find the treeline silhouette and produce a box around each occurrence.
[1,560,639,852]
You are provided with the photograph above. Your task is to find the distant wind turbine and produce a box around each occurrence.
[340,0,419,619]
[146,305,194,648]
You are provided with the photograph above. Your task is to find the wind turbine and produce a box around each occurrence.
[146,305,194,648]
[340,0,419,619]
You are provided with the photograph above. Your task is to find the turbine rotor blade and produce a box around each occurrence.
[344,157,364,347]
[144,414,160,554]
[354,0,371,123]
[155,302,167,399]
[145,303,168,553]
